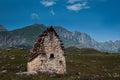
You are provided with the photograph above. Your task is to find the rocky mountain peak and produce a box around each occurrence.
[0,25,7,31]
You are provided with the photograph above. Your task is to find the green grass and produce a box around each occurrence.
[0,47,120,80]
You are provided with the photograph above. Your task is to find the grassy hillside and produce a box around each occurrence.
[0,47,120,80]
[65,47,102,54]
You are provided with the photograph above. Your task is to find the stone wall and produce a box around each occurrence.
[27,27,66,74]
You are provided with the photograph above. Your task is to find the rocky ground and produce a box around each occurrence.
[0,47,120,80]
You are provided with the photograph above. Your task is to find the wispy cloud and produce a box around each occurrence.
[66,2,90,11]
[50,9,55,15]
[67,0,81,4]
[40,0,104,13]
[40,0,56,7]
[31,13,40,20]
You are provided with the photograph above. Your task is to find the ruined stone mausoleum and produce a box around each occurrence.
[27,26,66,74]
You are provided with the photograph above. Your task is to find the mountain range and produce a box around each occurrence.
[0,24,120,53]
[0,25,7,31]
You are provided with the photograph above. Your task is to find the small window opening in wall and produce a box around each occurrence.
[49,53,54,59]
[41,60,43,63]
[59,60,62,65]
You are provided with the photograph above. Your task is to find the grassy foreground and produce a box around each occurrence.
[0,47,120,80]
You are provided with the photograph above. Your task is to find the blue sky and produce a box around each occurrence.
[0,0,120,42]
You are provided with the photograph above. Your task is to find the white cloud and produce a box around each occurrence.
[40,0,56,7]
[68,0,81,4]
[66,2,90,11]
[50,9,55,15]
[31,13,40,20]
